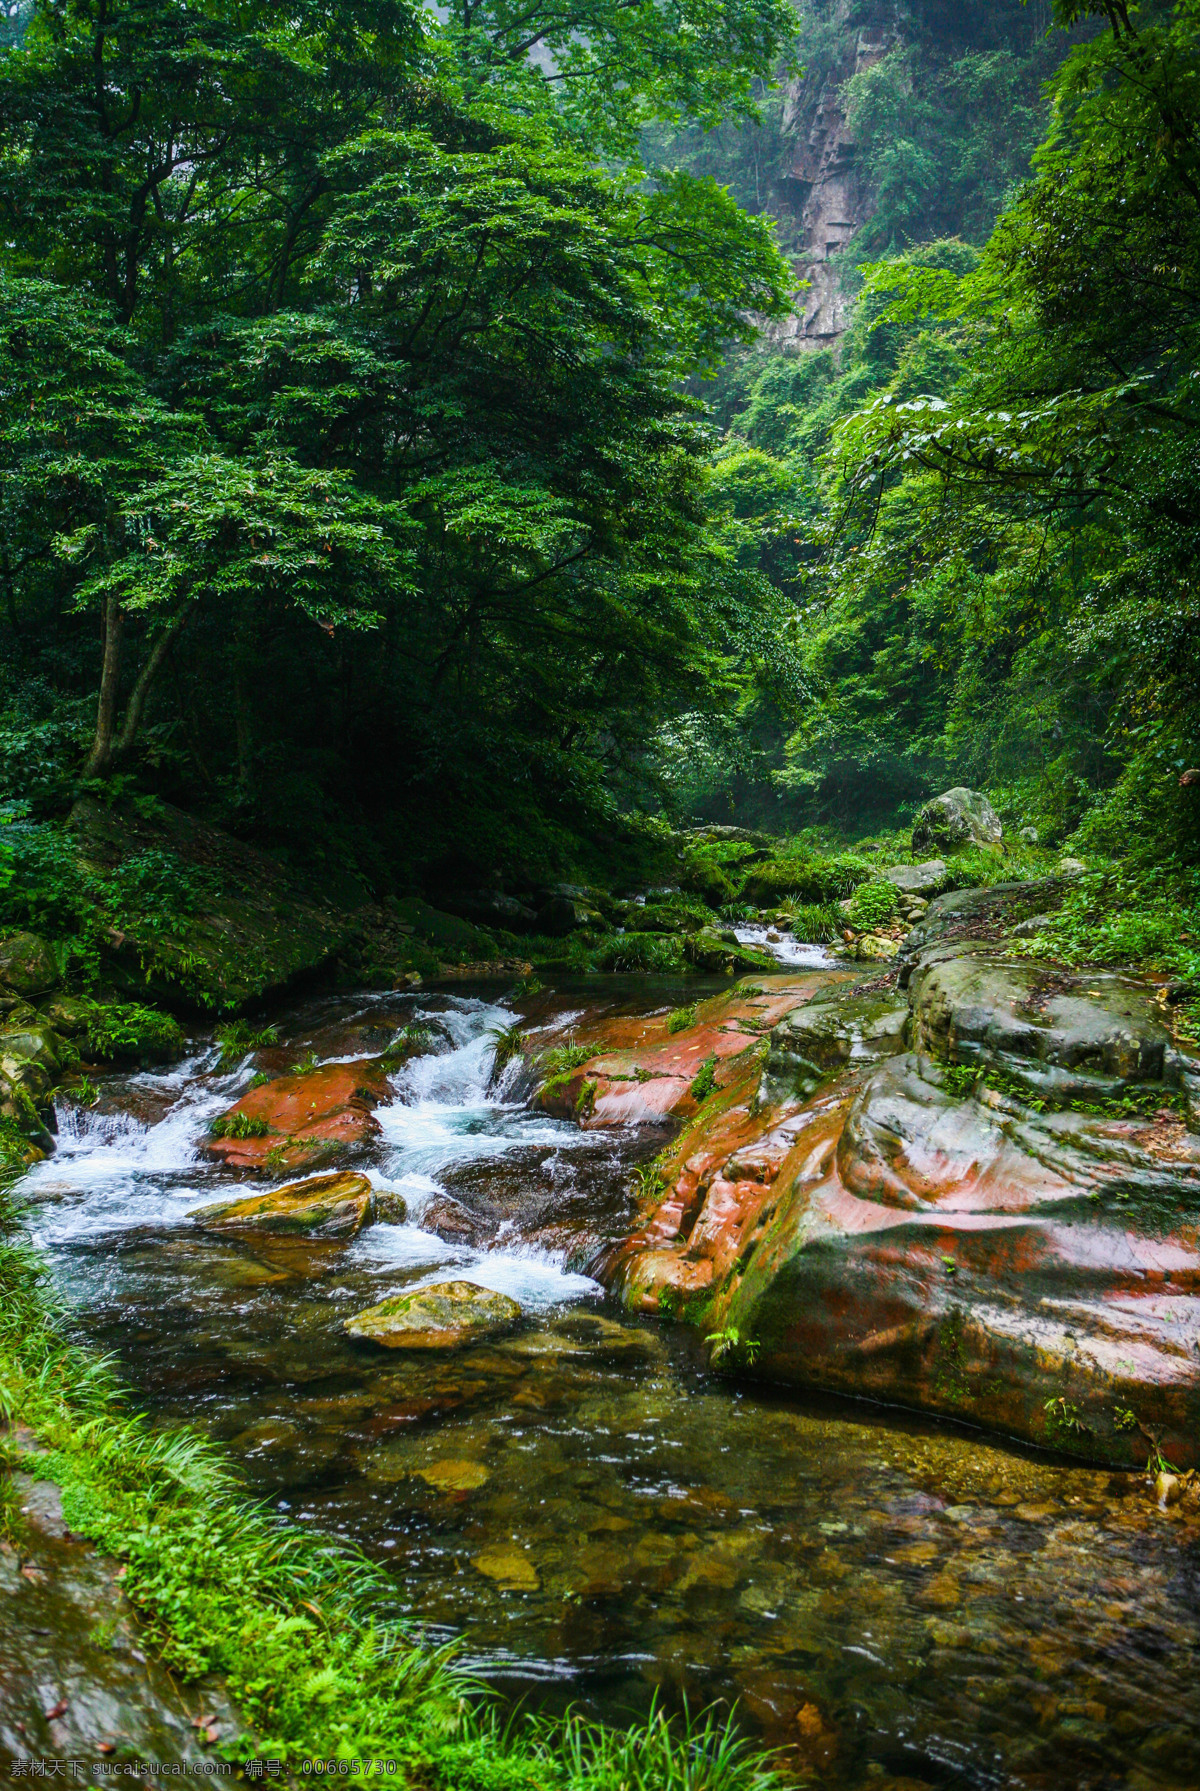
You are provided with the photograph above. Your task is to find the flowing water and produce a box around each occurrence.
[16,973,1200,1789]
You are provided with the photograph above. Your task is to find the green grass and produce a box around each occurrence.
[539,1039,598,1076]
[487,1023,529,1072]
[0,1218,782,1788]
[208,1110,270,1139]
[214,1019,279,1068]
[667,1004,698,1034]
[594,933,687,974]
[778,901,842,943]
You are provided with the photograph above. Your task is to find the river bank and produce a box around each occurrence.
[5,949,1200,1785]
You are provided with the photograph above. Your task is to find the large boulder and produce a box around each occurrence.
[191,1171,404,1241]
[883,860,948,896]
[204,1060,390,1173]
[344,1280,522,1349]
[912,788,1002,855]
[66,798,363,1010]
[0,932,60,1002]
[605,945,1200,1467]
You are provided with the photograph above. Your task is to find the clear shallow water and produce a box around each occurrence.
[18,981,1200,1788]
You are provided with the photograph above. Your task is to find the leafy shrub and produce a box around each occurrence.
[781,901,842,942]
[82,1001,184,1061]
[667,1004,698,1033]
[595,933,685,973]
[209,1111,270,1139]
[214,1020,279,1067]
[847,881,899,930]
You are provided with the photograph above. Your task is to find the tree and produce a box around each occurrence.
[0,0,796,869]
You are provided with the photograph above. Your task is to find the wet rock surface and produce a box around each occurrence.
[205,1059,391,1172]
[16,971,1200,1789]
[193,1170,403,1240]
[345,1279,523,1350]
[0,1466,239,1771]
[609,945,1200,1467]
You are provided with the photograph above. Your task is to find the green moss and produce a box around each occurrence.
[667,1004,698,1034]
[689,1054,718,1102]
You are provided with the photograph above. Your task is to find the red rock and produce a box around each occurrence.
[205,1061,389,1171]
[603,952,1200,1467]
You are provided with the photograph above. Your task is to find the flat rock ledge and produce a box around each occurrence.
[600,912,1200,1468]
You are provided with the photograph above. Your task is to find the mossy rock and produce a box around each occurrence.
[344,1279,522,1350]
[66,798,362,1012]
[0,932,60,1001]
[393,897,498,959]
[192,1171,404,1241]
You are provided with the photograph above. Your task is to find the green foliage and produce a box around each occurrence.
[739,851,873,907]
[594,933,686,974]
[81,999,183,1062]
[847,881,899,931]
[215,1020,279,1068]
[0,0,795,882]
[667,1004,698,1034]
[779,902,841,943]
[705,1325,761,1368]
[0,1219,782,1786]
[208,1110,270,1140]
[690,1054,718,1102]
[287,1052,320,1077]
[487,1024,529,1073]
[538,1039,597,1076]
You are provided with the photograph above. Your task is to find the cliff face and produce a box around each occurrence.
[769,3,901,348]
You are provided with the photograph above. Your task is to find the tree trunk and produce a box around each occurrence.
[82,598,191,781]
[82,593,125,779]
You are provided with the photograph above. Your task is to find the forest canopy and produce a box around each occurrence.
[2,0,1199,893]
[0,0,795,883]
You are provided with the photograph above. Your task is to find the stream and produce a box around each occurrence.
[15,972,1200,1789]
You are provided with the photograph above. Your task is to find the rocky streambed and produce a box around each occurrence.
[8,893,1200,1786]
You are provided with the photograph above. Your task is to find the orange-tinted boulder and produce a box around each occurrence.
[205,1061,389,1172]
[191,1171,404,1240]
[605,946,1200,1467]
[531,973,842,1131]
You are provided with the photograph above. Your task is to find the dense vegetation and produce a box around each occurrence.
[0,0,796,892]
[4,0,1200,1772]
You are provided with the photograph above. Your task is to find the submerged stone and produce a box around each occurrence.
[472,1544,540,1590]
[192,1171,402,1240]
[344,1279,523,1350]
